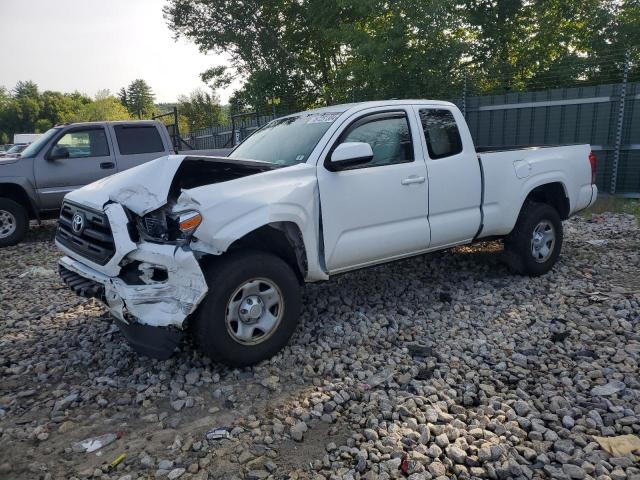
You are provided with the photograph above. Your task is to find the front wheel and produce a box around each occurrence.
[504,202,563,276]
[193,250,302,367]
[0,198,28,247]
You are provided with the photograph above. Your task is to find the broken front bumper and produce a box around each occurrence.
[59,243,208,327]
[58,242,208,357]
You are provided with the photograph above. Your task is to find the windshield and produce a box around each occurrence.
[229,112,341,166]
[19,128,60,158]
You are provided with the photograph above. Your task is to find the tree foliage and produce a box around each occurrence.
[0,78,226,141]
[0,82,133,141]
[177,89,226,131]
[165,0,640,110]
[120,79,156,119]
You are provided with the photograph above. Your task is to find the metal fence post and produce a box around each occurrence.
[462,73,468,119]
[611,50,630,194]
[172,106,180,154]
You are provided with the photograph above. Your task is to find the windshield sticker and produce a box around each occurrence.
[306,112,341,124]
[295,154,305,162]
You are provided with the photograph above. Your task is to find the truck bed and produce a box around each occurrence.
[477,144,596,238]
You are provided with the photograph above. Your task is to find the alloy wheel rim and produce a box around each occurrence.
[225,278,284,345]
[530,220,555,263]
[0,210,16,239]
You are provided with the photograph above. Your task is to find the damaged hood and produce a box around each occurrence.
[64,155,276,215]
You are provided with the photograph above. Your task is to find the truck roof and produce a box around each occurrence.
[54,120,161,128]
[291,99,457,117]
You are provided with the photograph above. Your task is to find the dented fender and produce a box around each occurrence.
[177,163,328,281]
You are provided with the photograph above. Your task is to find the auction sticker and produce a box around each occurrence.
[306,112,341,123]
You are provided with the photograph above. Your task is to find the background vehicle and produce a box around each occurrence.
[0,143,27,158]
[14,133,42,144]
[56,100,597,365]
[0,120,227,246]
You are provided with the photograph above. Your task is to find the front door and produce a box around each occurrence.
[34,127,116,209]
[317,108,431,273]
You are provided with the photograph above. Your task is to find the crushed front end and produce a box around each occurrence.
[56,199,208,359]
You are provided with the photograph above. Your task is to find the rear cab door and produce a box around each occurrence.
[34,124,117,210]
[316,105,431,273]
[107,122,171,172]
[410,104,482,247]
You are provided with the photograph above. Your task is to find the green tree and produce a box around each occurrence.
[117,87,129,110]
[459,0,625,92]
[123,79,155,119]
[35,118,52,132]
[165,0,323,111]
[13,80,40,100]
[71,95,132,122]
[3,80,43,133]
[40,91,90,126]
[178,89,225,132]
[165,0,467,108]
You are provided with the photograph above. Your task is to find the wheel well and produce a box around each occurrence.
[225,222,307,283]
[523,183,569,219]
[0,184,37,219]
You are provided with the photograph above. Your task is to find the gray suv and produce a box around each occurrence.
[0,120,177,246]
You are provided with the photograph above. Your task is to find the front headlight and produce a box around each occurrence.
[136,209,202,243]
[176,210,202,236]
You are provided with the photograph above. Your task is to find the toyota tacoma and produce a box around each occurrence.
[55,100,598,366]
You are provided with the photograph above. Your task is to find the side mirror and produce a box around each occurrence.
[49,146,70,161]
[327,142,374,171]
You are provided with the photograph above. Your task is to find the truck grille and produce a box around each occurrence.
[56,202,115,265]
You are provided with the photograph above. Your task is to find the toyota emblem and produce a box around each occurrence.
[71,212,85,234]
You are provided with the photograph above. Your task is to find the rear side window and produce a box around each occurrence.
[418,109,462,159]
[114,126,164,155]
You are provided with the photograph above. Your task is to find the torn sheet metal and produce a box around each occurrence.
[59,242,208,329]
[108,243,208,327]
[64,155,186,215]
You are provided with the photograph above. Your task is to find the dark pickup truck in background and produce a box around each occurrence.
[0,120,229,246]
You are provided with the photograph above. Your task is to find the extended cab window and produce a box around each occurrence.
[53,129,109,158]
[341,114,413,166]
[114,125,164,155]
[418,109,463,159]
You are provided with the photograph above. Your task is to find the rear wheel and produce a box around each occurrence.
[193,250,302,367]
[0,198,28,247]
[504,202,563,276]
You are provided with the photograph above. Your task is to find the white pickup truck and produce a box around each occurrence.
[56,100,598,365]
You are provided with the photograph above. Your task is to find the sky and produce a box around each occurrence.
[0,0,240,103]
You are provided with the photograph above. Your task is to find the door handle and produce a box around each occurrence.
[401,176,426,185]
[100,162,115,170]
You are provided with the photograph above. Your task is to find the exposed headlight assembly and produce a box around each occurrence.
[136,209,202,244]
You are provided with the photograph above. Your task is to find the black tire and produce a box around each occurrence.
[0,198,28,247]
[504,201,563,276]
[193,250,302,367]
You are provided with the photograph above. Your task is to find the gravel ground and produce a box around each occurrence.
[0,214,639,480]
